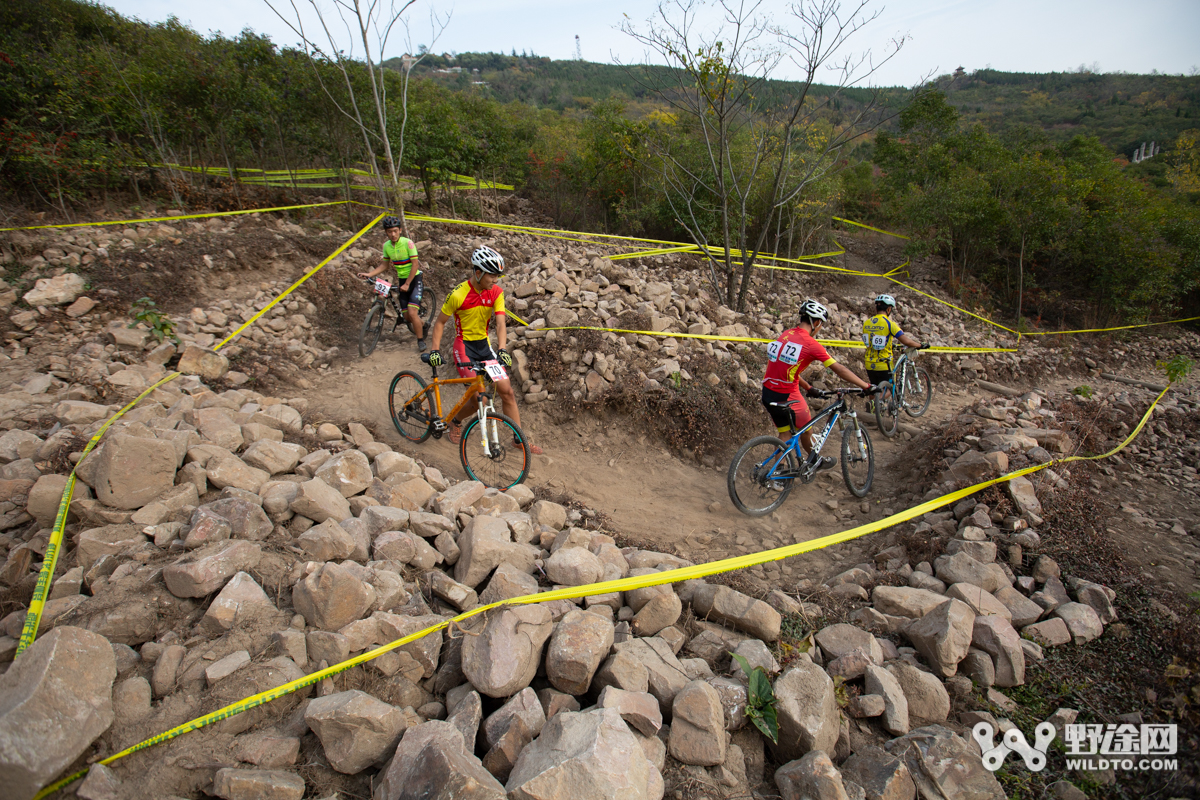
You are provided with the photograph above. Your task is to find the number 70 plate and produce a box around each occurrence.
[483,359,507,381]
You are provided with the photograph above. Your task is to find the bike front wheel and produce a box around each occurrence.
[727,435,797,517]
[388,370,434,443]
[874,383,900,438]
[841,425,875,497]
[902,365,933,417]
[359,302,386,357]
[460,411,529,490]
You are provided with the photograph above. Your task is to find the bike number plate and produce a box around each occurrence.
[483,359,507,381]
[373,278,392,297]
[870,334,889,349]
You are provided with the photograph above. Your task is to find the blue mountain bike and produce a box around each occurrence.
[727,387,876,516]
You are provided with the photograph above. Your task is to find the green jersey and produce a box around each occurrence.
[383,238,420,280]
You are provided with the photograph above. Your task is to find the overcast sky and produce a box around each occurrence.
[103,0,1200,87]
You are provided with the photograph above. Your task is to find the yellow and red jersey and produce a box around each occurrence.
[762,327,836,393]
[441,279,505,342]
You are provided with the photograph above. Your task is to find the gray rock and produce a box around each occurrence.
[292,562,377,631]
[0,627,117,800]
[462,605,554,698]
[872,586,947,618]
[865,665,909,735]
[212,768,304,800]
[305,690,406,774]
[971,616,1026,687]
[840,745,916,800]
[505,708,663,800]
[692,584,781,641]
[771,656,839,762]
[775,750,852,800]
[1053,603,1104,644]
[546,609,614,695]
[884,725,1003,800]
[668,680,726,766]
[374,720,505,800]
[886,662,950,724]
[904,599,974,678]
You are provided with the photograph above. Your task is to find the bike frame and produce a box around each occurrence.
[398,365,500,451]
[760,396,851,484]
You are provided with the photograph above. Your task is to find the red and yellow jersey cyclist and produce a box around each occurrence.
[761,299,875,471]
[423,246,543,455]
[358,215,428,351]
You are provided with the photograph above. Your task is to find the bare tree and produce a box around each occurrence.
[265,0,450,231]
[621,0,904,310]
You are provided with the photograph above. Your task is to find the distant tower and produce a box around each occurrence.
[575,35,582,61]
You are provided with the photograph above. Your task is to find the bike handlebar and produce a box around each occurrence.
[808,387,870,400]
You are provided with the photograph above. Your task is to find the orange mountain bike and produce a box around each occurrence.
[388,356,530,490]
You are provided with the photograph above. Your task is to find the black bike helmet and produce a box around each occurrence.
[381,215,403,230]
[471,245,505,275]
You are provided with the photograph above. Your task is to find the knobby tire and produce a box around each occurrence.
[359,302,385,357]
[902,364,933,417]
[841,425,875,497]
[460,411,529,490]
[727,435,797,516]
[388,371,434,443]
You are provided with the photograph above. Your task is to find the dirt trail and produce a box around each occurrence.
[308,335,975,586]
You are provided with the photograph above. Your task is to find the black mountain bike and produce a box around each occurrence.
[727,387,876,516]
[359,277,438,357]
[874,345,933,437]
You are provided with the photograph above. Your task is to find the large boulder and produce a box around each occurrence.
[373,720,505,800]
[691,584,781,641]
[163,540,262,598]
[462,605,554,698]
[668,680,726,766]
[0,627,117,800]
[904,599,974,678]
[771,656,839,762]
[545,609,615,695]
[242,440,302,475]
[611,637,691,718]
[840,746,917,800]
[872,586,948,619]
[886,662,950,724]
[290,478,352,523]
[177,345,230,382]
[305,690,406,774]
[506,708,664,800]
[292,562,377,631]
[775,750,854,800]
[884,725,1004,800]
[315,451,373,498]
[92,434,177,509]
[202,571,276,634]
[23,273,87,306]
[971,616,1026,687]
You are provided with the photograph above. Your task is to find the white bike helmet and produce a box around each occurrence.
[875,294,896,308]
[798,299,830,324]
[471,245,505,275]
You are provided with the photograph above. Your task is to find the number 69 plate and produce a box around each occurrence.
[373,278,392,297]
[483,359,507,381]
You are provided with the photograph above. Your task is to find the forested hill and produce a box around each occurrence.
[398,52,1200,157]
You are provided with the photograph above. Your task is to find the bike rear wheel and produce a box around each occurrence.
[841,425,875,497]
[359,302,386,357]
[902,364,933,417]
[727,435,797,516]
[388,371,434,442]
[874,383,900,438]
[460,410,529,490]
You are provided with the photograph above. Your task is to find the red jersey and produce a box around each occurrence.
[762,327,836,393]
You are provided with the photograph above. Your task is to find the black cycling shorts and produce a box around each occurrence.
[394,272,423,309]
[762,386,809,430]
[867,369,892,387]
[453,337,498,378]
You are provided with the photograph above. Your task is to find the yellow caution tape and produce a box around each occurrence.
[886,276,1019,336]
[0,201,349,232]
[15,371,182,656]
[33,386,1169,799]
[832,216,911,240]
[1017,316,1200,336]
